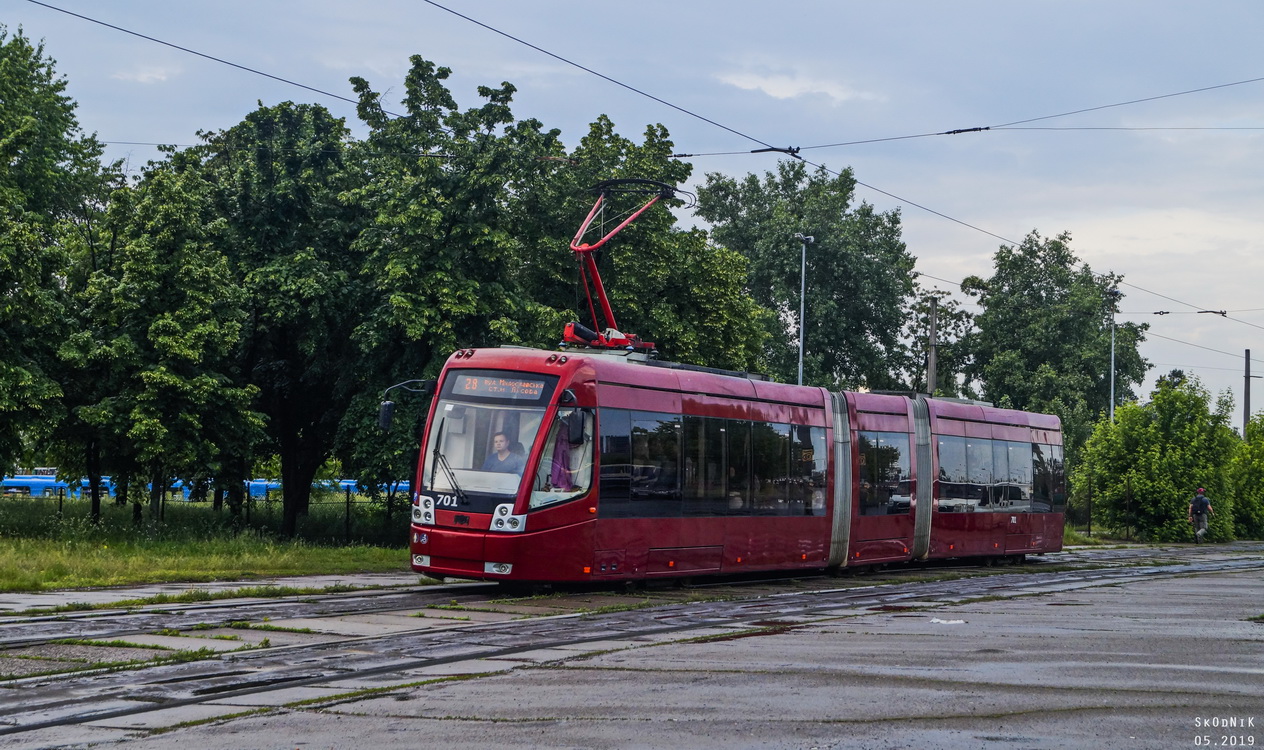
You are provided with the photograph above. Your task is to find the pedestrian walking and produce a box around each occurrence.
[1188,488,1214,543]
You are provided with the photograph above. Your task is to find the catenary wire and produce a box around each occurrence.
[24,0,406,119]
[418,0,776,152]
[1147,332,1264,365]
[24,0,1258,349]
[991,76,1264,128]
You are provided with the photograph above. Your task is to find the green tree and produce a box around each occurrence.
[0,26,118,478]
[1227,413,1264,539]
[0,26,109,223]
[696,160,913,388]
[79,168,264,521]
[962,230,1148,459]
[0,219,64,472]
[1073,375,1237,541]
[341,59,771,494]
[191,101,369,536]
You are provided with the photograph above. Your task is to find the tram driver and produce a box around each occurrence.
[481,432,527,475]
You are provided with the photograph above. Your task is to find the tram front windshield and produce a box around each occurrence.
[421,370,559,501]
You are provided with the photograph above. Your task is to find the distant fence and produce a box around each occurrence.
[1,475,411,500]
[2,476,413,545]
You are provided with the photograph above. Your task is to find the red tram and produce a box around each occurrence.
[404,346,1065,583]
[397,179,1064,582]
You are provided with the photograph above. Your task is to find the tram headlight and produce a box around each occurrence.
[490,503,526,533]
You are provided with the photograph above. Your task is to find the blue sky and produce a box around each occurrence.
[9,0,1264,427]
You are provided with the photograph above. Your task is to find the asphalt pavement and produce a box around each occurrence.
[10,549,1262,750]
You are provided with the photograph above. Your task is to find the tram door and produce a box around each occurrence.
[852,430,916,544]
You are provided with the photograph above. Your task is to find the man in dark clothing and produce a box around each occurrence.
[1188,488,1214,543]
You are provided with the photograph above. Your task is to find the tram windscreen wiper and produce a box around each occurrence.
[429,419,468,503]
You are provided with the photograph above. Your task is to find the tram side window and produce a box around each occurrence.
[1007,441,1034,511]
[683,416,727,517]
[1031,443,1066,513]
[859,431,911,516]
[726,420,753,514]
[597,408,633,518]
[936,435,970,511]
[751,422,790,515]
[791,425,827,517]
[630,412,682,517]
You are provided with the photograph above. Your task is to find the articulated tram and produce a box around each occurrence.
[405,345,1065,583]
[399,178,1064,583]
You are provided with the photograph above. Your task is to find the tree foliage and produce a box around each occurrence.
[696,161,913,388]
[1073,375,1238,541]
[187,101,369,535]
[962,230,1147,459]
[0,26,116,477]
[1227,413,1264,539]
[339,59,770,494]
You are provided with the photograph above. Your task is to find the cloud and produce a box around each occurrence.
[716,70,882,105]
[111,66,181,84]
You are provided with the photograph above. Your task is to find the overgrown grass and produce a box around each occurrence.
[1063,527,1135,546]
[0,537,407,591]
[0,496,409,591]
[0,491,410,546]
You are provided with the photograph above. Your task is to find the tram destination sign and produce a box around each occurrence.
[454,374,549,401]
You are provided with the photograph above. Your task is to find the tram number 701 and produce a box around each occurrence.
[433,493,459,508]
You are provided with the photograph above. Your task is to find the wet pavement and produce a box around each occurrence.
[0,573,425,614]
[7,550,1262,749]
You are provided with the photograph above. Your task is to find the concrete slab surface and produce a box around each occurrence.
[0,572,427,614]
[0,724,138,750]
[205,685,354,707]
[85,702,254,730]
[94,568,1264,750]
[113,634,249,653]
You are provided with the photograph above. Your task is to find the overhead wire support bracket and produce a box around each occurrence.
[750,146,802,158]
[941,127,991,135]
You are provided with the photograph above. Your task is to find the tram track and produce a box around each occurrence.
[0,544,1261,738]
[0,582,497,649]
[0,542,1209,650]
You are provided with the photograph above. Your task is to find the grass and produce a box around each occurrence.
[0,494,411,591]
[0,537,408,592]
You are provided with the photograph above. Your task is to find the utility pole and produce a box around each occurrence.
[1247,349,1262,435]
[926,296,938,395]
[794,233,814,386]
[1107,287,1120,421]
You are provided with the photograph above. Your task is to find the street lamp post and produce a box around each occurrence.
[794,233,814,386]
[1107,287,1120,421]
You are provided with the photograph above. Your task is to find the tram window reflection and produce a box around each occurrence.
[751,422,790,514]
[597,408,632,518]
[630,412,682,517]
[859,431,911,516]
[683,416,727,517]
[726,420,752,514]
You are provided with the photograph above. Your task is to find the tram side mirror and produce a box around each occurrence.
[564,408,587,445]
[378,401,396,431]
